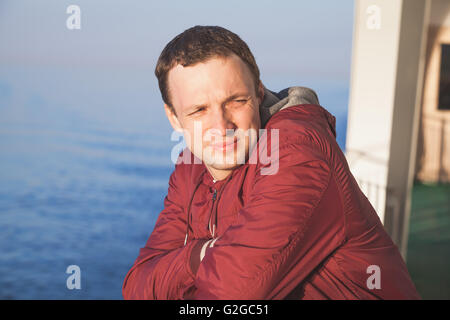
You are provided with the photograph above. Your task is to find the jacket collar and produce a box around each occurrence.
[200,162,244,188]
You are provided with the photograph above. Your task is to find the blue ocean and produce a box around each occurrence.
[0,66,348,299]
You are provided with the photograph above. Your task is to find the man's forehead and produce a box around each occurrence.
[168,54,248,85]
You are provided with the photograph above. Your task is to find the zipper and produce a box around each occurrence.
[206,173,234,239]
[208,188,217,237]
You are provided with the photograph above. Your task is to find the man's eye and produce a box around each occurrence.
[191,107,205,115]
[227,99,248,109]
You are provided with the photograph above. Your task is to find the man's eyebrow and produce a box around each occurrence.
[185,92,250,114]
[223,92,251,103]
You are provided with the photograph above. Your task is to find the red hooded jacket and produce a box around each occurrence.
[122,98,420,300]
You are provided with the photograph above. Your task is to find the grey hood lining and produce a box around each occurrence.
[259,86,320,128]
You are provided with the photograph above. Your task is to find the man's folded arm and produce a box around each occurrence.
[192,138,346,299]
[122,164,209,300]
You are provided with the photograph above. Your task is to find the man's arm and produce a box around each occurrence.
[192,136,346,299]
[122,162,209,300]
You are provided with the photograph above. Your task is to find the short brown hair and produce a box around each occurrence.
[155,25,261,114]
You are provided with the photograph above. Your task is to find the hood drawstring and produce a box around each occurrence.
[184,170,206,246]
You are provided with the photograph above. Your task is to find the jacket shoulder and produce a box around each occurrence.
[264,106,333,157]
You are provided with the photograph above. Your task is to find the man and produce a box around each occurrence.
[122,25,420,299]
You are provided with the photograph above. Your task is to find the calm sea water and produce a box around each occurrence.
[0,66,348,299]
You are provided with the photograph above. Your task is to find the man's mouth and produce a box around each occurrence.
[210,137,239,151]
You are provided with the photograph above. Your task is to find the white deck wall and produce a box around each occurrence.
[346,0,429,258]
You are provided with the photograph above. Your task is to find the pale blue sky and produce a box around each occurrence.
[0,0,354,147]
[0,0,354,79]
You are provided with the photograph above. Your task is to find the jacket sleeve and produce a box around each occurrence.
[192,136,346,299]
[122,163,208,300]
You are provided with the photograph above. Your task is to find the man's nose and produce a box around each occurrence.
[211,108,235,135]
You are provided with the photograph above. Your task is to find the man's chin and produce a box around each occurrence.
[202,153,248,170]
[205,161,243,171]
[200,147,248,168]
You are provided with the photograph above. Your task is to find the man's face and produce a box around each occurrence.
[164,54,264,178]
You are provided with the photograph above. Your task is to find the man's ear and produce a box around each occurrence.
[257,81,265,105]
[164,103,183,132]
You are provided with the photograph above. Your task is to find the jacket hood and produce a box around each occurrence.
[259,85,336,138]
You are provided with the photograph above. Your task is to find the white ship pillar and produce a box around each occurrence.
[345,0,430,258]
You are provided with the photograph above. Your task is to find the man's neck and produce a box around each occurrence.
[205,165,233,182]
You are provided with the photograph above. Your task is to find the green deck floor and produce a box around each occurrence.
[406,182,450,299]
